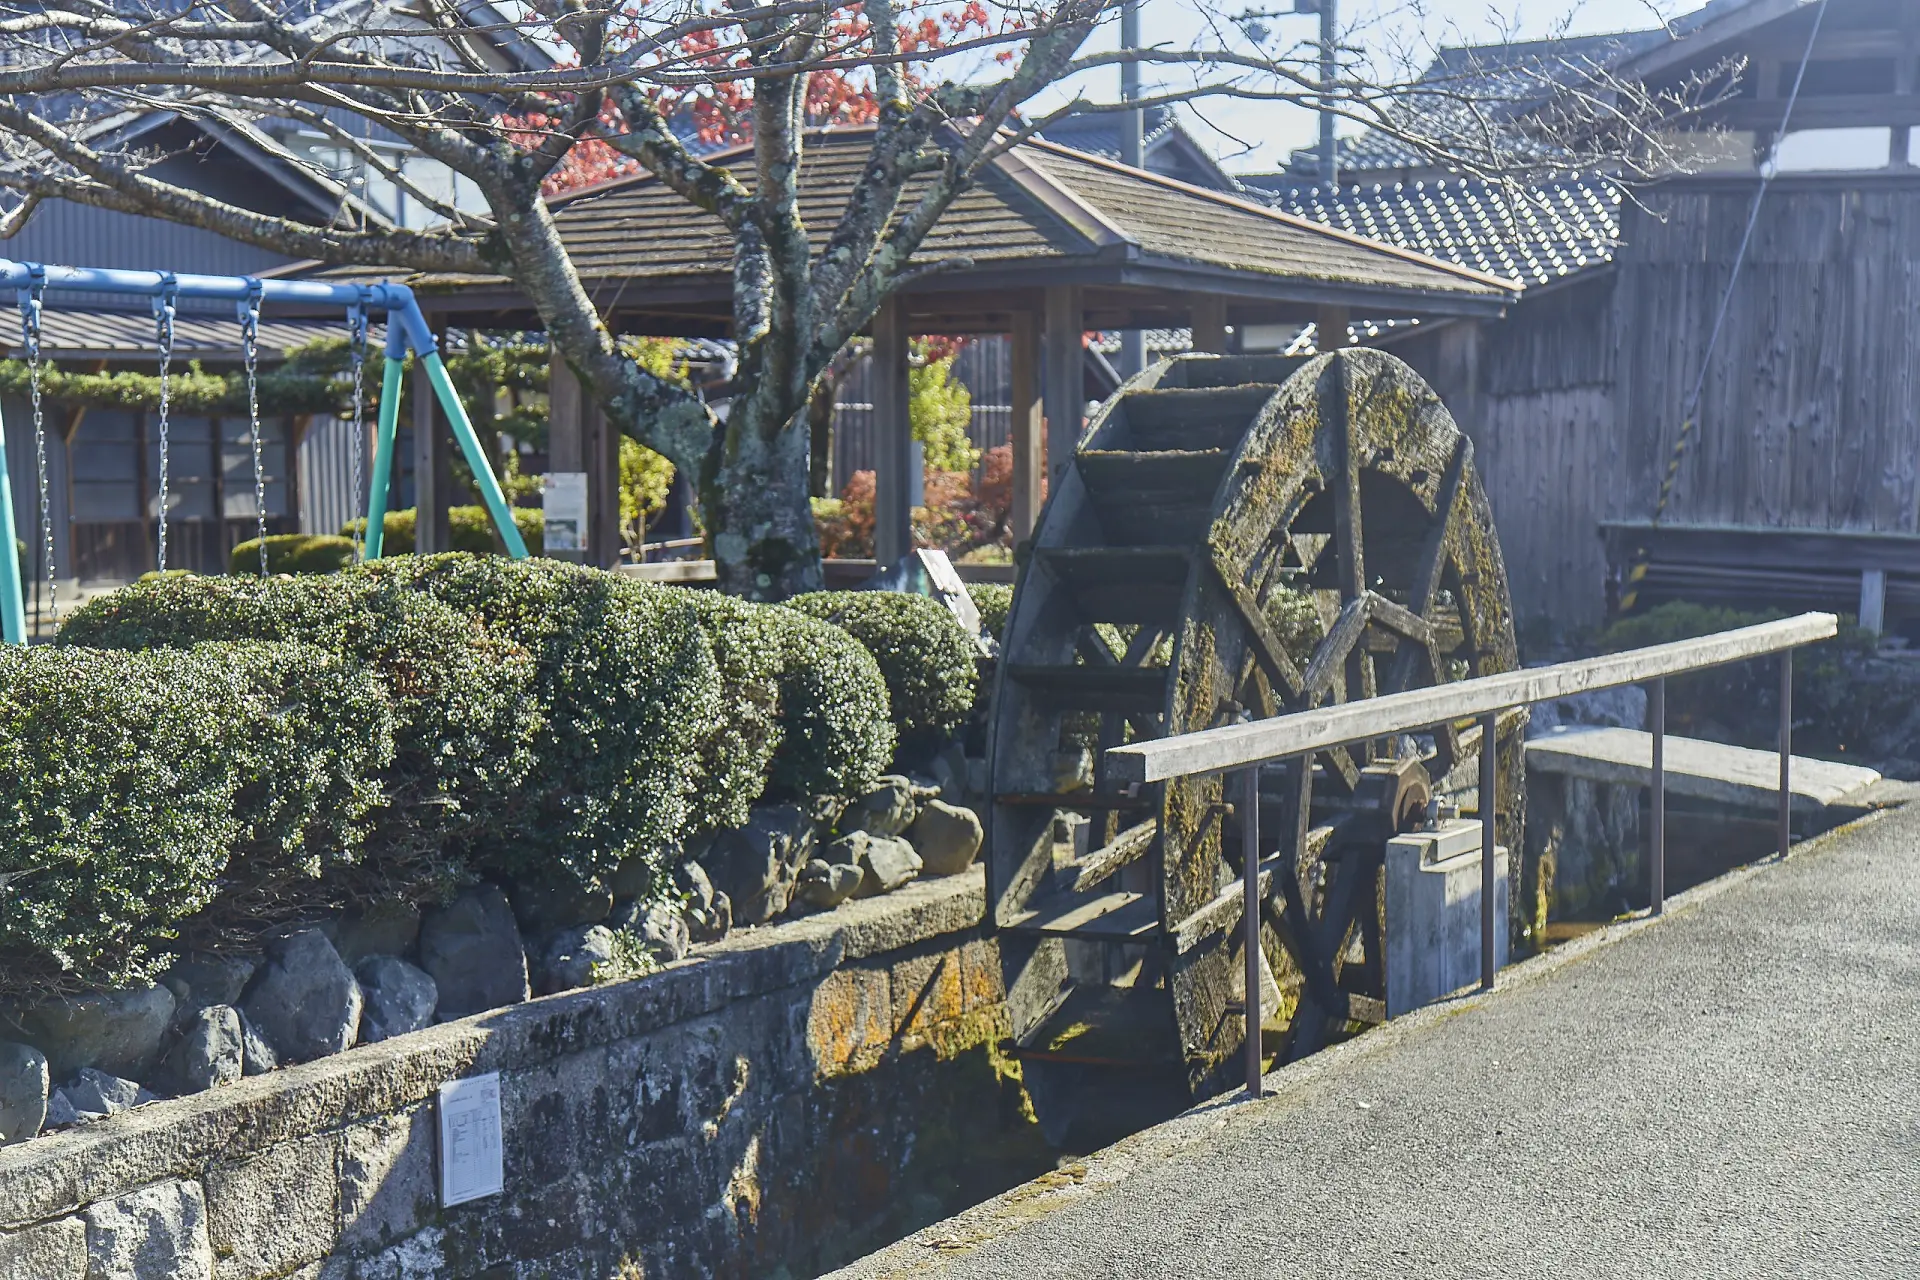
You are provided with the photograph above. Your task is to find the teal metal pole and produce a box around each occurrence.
[421,352,529,559]
[364,356,405,559]
[0,406,26,644]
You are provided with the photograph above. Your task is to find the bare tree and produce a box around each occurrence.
[0,0,1727,597]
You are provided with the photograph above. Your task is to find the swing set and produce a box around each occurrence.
[0,259,528,645]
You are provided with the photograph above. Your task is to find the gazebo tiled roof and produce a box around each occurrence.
[301,127,1515,333]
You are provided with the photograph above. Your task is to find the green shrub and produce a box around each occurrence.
[0,642,393,994]
[228,533,357,577]
[1595,601,1888,757]
[343,506,544,556]
[57,573,540,859]
[785,591,979,739]
[968,582,1012,643]
[669,589,893,825]
[358,555,722,884]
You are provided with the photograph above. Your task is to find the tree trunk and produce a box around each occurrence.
[701,399,824,599]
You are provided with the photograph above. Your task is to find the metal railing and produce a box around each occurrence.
[1107,611,1839,1097]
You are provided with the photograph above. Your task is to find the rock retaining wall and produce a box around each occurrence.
[0,871,1047,1280]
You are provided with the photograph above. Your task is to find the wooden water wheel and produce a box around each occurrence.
[988,348,1527,1111]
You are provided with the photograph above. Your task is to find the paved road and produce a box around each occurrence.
[838,804,1920,1279]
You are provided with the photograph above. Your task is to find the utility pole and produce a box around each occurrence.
[1293,0,1337,189]
[1119,0,1146,378]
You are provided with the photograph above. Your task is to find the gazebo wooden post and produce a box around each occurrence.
[872,295,913,567]
[547,349,587,563]
[1010,309,1044,544]
[1190,294,1228,355]
[1316,304,1352,351]
[586,386,620,566]
[1043,285,1083,487]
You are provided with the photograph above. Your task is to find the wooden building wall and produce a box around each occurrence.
[1400,172,1920,636]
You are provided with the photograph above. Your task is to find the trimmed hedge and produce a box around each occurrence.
[228,533,358,577]
[57,573,540,858]
[967,582,1012,644]
[0,642,393,994]
[357,555,723,884]
[785,591,979,739]
[343,506,545,557]
[670,588,894,828]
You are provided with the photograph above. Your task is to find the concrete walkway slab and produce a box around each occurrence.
[1526,725,1881,811]
[834,803,1920,1279]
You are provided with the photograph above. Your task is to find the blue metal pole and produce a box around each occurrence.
[421,353,527,558]
[0,405,27,644]
[364,355,407,559]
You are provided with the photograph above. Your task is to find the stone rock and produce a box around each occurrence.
[707,803,817,925]
[82,1180,215,1280]
[826,831,922,898]
[157,954,257,1030]
[686,889,732,944]
[842,776,919,837]
[354,957,438,1043]
[1051,746,1095,793]
[909,799,984,876]
[533,925,617,995]
[794,859,863,910]
[966,756,989,798]
[237,1011,278,1076]
[151,1006,242,1097]
[610,845,671,901]
[330,902,423,967]
[43,1087,78,1128]
[239,929,363,1064]
[64,1067,148,1118]
[638,903,691,965]
[3,985,174,1081]
[0,1217,87,1279]
[417,885,530,1021]
[1528,684,1649,738]
[0,1040,49,1144]
[675,859,715,913]
[507,872,613,935]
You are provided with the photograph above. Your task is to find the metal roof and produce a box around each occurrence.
[0,310,353,362]
[1270,176,1622,288]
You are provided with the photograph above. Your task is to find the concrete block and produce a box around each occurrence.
[1385,821,1509,1019]
[806,965,893,1076]
[339,1109,438,1253]
[892,950,967,1044]
[204,1135,341,1279]
[82,1180,215,1280]
[0,1216,86,1278]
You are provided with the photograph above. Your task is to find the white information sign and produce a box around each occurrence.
[437,1073,504,1207]
[542,471,588,553]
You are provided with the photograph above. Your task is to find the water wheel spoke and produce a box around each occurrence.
[1208,549,1306,703]
[1303,593,1371,698]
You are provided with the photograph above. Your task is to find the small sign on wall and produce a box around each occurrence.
[438,1073,504,1207]
[542,471,588,553]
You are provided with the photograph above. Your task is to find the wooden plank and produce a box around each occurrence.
[1002,889,1160,940]
[1169,828,1334,953]
[1208,551,1306,701]
[617,560,718,583]
[1302,594,1371,699]
[1526,726,1880,813]
[1108,612,1837,783]
[1072,818,1158,892]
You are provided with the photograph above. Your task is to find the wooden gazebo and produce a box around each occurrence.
[300,129,1516,565]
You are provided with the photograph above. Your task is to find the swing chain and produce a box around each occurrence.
[152,276,177,574]
[347,297,369,562]
[239,281,267,575]
[20,268,53,625]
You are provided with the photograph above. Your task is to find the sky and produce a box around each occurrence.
[1024,0,1698,174]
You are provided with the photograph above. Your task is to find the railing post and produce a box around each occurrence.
[1650,678,1666,916]
[1242,764,1263,1099]
[1480,711,1498,992]
[1778,648,1793,859]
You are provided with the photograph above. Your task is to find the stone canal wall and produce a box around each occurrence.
[0,870,1048,1279]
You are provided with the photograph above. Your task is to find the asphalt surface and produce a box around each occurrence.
[840,805,1920,1279]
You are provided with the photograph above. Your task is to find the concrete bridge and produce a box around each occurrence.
[834,800,1920,1278]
